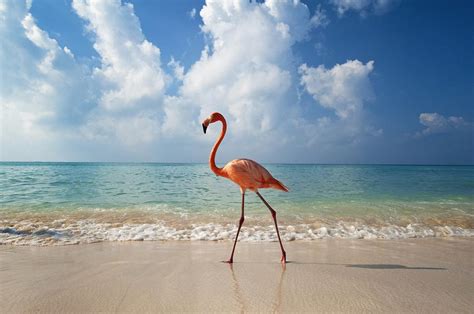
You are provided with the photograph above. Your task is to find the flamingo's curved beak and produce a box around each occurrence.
[202,123,207,134]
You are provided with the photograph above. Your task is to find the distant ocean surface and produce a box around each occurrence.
[1,162,473,245]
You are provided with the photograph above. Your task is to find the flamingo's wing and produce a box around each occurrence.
[223,159,288,191]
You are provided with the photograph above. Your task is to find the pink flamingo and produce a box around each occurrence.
[202,112,289,263]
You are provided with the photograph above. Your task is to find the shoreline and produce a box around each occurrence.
[2,211,473,245]
[1,238,473,312]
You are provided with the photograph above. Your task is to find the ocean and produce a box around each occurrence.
[1,162,473,245]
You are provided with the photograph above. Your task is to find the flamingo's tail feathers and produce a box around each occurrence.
[271,179,289,192]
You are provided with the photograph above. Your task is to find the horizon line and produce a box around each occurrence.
[1,161,473,166]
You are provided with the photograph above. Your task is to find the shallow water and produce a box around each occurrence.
[1,162,473,245]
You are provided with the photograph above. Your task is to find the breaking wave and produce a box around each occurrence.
[1,219,472,246]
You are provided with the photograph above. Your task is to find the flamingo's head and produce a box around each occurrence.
[201,112,223,134]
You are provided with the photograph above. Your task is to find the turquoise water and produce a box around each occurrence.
[1,162,473,245]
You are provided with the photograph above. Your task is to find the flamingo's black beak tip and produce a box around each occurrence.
[202,123,207,134]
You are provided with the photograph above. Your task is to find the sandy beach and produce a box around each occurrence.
[1,238,472,313]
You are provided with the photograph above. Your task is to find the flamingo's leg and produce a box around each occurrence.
[256,191,286,263]
[226,192,245,263]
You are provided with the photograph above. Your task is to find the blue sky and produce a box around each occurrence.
[1,0,472,164]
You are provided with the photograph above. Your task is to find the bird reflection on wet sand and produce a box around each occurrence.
[227,263,286,313]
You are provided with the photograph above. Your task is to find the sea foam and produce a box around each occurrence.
[1,220,472,246]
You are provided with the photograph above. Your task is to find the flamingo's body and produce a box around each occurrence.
[202,112,288,263]
[220,158,288,192]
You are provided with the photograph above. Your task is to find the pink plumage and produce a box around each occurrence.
[222,158,289,192]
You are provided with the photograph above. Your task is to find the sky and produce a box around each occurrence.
[1,0,473,164]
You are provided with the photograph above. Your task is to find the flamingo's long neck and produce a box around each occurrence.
[209,115,227,177]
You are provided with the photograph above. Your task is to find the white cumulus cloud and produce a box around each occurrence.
[189,8,196,19]
[299,60,375,119]
[70,0,171,147]
[72,0,168,112]
[167,57,185,81]
[1,0,387,162]
[0,0,93,160]
[331,0,399,16]
[310,4,330,28]
[416,112,470,137]
[163,0,319,153]
[296,59,381,149]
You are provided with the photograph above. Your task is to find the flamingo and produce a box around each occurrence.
[202,112,288,264]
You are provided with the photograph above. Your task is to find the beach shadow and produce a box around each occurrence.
[346,264,446,270]
[221,261,446,270]
[281,261,446,270]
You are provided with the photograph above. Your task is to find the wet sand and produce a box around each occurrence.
[1,238,473,313]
